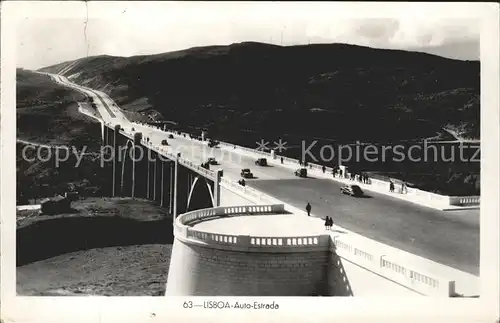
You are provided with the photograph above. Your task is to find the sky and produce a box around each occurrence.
[10,2,482,70]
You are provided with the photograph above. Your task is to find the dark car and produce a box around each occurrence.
[161,139,168,145]
[241,168,253,178]
[340,184,364,197]
[207,157,218,165]
[168,134,174,139]
[208,140,219,148]
[294,168,307,178]
[255,158,267,166]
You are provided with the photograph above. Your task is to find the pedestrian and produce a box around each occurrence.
[281,157,284,164]
[339,169,343,178]
[328,216,333,229]
[324,216,330,230]
[299,160,302,166]
[322,165,326,173]
[306,202,312,216]
[389,181,394,192]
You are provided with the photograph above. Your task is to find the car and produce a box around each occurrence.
[241,168,253,178]
[168,134,174,139]
[207,157,218,165]
[161,139,168,145]
[208,139,219,148]
[340,184,364,197]
[255,158,268,166]
[294,168,307,178]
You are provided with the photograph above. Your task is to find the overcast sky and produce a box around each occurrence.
[11,2,482,70]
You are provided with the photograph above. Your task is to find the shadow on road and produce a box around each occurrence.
[17,216,173,266]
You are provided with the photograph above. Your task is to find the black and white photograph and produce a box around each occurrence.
[1,1,499,322]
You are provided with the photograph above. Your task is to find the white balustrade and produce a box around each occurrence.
[174,204,327,250]
[331,235,455,297]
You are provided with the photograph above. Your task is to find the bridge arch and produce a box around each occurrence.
[186,176,214,212]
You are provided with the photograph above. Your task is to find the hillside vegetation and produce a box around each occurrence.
[16,69,103,202]
[41,42,480,142]
[30,42,480,195]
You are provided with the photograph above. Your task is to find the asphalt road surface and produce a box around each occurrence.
[250,178,480,276]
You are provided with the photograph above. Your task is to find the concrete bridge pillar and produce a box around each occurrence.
[160,160,173,208]
[107,125,114,148]
[213,169,222,207]
[154,157,161,204]
[146,150,158,201]
[169,162,175,214]
[173,155,179,218]
[112,125,121,197]
[101,121,105,144]
[146,155,153,200]
[130,132,142,199]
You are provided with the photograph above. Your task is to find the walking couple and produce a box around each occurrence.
[324,216,333,230]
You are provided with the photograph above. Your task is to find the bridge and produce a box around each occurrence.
[35,70,480,297]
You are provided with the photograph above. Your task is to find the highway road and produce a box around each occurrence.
[47,72,480,276]
[145,131,480,276]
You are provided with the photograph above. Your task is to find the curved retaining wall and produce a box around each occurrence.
[166,204,333,296]
[165,204,457,297]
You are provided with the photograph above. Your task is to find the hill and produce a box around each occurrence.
[16,69,103,203]
[31,42,480,195]
[40,42,480,142]
[16,69,101,147]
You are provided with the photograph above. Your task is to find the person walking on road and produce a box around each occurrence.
[328,216,333,230]
[324,216,330,230]
[389,181,395,193]
[306,202,312,216]
[281,157,284,164]
[322,165,326,173]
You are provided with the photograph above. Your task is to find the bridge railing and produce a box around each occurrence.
[174,204,330,251]
[117,128,216,180]
[219,177,283,205]
[174,204,457,296]
[330,235,456,297]
[449,196,480,206]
